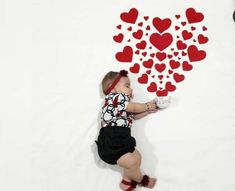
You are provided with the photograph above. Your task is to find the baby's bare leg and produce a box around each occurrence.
[117,150,143,182]
[117,149,157,188]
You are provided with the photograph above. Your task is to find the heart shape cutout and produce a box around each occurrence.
[113,7,209,96]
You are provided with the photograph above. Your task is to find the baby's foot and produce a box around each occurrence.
[145,177,157,188]
[140,175,157,188]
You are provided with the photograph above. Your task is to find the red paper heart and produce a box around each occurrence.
[177,40,187,50]
[120,8,139,24]
[132,29,143,39]
[138,73,148,84]
[173,73,185,83]
[136,40,147,49]
[186,8,204,24]
[156,52,167,61]
[187,45,206,62]
[182,30,193,40]
[154,63,166,73]
[182,61,193,71]
[198,34,208,44]
[143,59,154,68]
[113,33,124,43]
[152,17,172,33]
[150,33,173,51]
[147,82,157,92]
[165,81,176,91]
[130,63,140,73]
[169,60,180,69]
[115,46,133,62]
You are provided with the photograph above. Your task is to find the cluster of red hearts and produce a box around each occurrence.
[113,7,209,96]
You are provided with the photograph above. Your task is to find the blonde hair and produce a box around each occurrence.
[101,71,119,95]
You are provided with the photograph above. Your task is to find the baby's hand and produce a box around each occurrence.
[147,108,159,114]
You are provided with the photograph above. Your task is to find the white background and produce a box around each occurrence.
[0,0,235,191]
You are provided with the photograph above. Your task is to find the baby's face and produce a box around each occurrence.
[114,77,133,98]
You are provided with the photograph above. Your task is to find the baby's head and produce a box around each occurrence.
[102,70,133,98]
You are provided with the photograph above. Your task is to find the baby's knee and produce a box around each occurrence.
[127,155,139,168]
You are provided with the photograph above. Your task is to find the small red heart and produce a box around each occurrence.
[168,54,173,59]
[182,61,193,71]
[182,51,187,56]
[198,34,208,44]
[156,52,167,61]
[150,53,155,58]
[130,63,140,73]
[151,75,155,78]
[116,25,122,29]
[144,16,149,21]
[187,45,206,62]
[175,26,180,30]
[146,70,151,75]
[154,63,166,73]
[165,82,176,91]
[143,59,154,68]
[152,17,172,33]
[191,26,196,31]
[147,82,157,92]
[138,22,143,27]
[173,73,185,83]
[135,50,140,54]
[158,75,163,80]
[120,8,139,24]
[169,59,180,69]
[146,25,150,30]
[132,29,143,39]
[174,52,179,56]
[186,8,204,24]
[149,46,152,49]
[113,33,124,43]
[181,21,187,26]
[138,73,148,84]
[202,26,207,31]
[182,30,193,40]
[176,40,187,50]
[115,46,133,62]
[142,52,147,57]
[168,70,173,74]
[171,48,174,51]
[127,26,132,31]
[136,40,147,49]
[175,15,181,19]
[157,90,168,96]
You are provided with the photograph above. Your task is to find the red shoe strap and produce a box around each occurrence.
[121,179,137,190]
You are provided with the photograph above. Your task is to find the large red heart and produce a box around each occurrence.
[114,7,209,96]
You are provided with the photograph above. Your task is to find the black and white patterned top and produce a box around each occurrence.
[101,93,135,128]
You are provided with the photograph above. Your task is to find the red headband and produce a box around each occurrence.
[105,70,128,95]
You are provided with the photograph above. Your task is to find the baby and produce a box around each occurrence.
[96,69,158,191]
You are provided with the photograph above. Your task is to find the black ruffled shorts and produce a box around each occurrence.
[95,126,136,165]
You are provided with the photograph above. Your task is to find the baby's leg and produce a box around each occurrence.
[117,149,156,188]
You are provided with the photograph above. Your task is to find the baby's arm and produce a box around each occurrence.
[126,100,156,113]
[134,111,149,120]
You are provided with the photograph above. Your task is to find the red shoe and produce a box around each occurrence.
[120,179,137,191]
